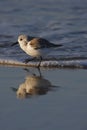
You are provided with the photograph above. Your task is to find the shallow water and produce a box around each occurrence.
[0,66,87,130]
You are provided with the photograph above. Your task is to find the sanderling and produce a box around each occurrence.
[12,34,62,67]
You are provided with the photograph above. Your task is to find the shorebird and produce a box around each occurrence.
[12,34,62,67]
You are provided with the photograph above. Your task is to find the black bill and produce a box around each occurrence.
[11,42,18,46]
[10,87,17,92]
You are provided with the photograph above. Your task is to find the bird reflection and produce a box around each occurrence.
[11,68,59,99]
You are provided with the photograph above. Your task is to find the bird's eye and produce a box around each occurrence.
[20,38,23,41]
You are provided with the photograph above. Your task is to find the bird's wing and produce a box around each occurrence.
[29,38,61,49]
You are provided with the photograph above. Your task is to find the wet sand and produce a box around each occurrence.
[0,66,87,130]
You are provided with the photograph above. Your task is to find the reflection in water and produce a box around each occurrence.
[11,69,59,99]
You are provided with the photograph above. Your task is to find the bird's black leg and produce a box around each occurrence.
[37,56,42,68]
[24,57,36,64]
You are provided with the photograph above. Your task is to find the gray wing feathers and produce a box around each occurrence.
[29,38,62,49]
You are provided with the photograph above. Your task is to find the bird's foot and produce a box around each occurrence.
[37,63,41,68]
[23,58,30,64]
[37,56,42,68]
[23,58,35,64]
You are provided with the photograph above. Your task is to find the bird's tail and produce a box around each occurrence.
[51,43,63,48]
[55,44,62,47]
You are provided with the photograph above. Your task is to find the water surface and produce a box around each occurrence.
[0,0,87,64]
[0,66,87,130]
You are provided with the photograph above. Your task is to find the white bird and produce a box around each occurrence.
[12,34,62,67]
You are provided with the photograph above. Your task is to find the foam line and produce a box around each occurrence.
[0,58,87,68]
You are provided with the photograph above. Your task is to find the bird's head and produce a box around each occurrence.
[11,34,30,47]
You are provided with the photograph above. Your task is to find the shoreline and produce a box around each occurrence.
[0,58,87,69]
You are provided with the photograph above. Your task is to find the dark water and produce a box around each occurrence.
[0,0,87,130]
[0,0,87,63]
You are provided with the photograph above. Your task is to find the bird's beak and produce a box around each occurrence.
[10,87,18,92]
[11,42,18,46]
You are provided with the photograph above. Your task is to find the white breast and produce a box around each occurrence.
[19,41,52,57]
